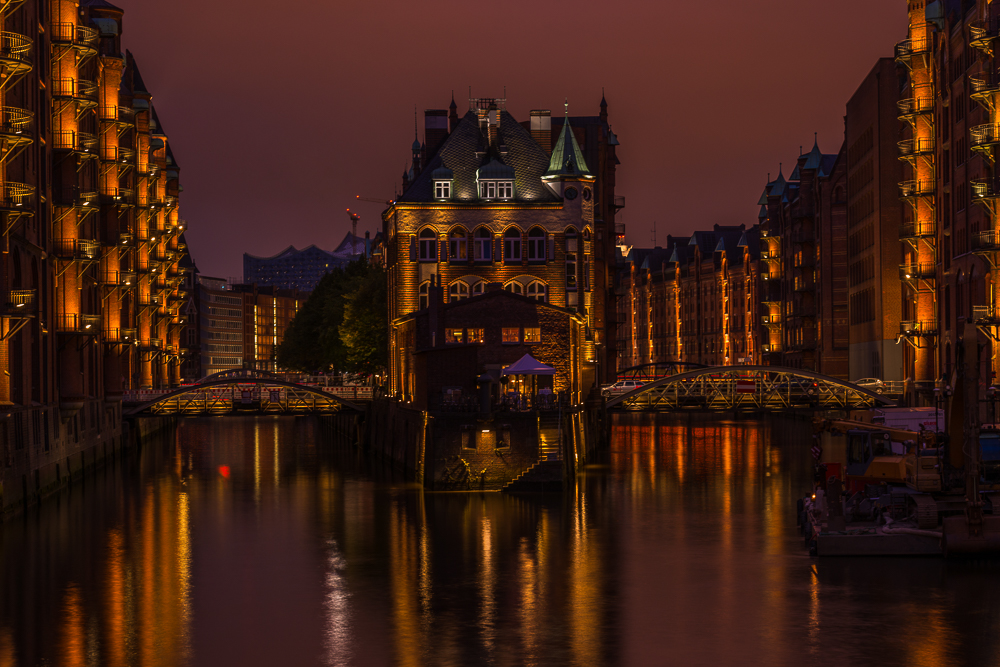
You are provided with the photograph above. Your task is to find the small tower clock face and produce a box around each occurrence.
[565,187,578,200]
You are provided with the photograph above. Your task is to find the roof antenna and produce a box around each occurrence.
[652,220,657,246]
[564,97,569,116]
[414,105,418,141]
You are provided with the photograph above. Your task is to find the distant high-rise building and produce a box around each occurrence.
[243,231,379,291]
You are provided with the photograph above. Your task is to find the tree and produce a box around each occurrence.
[276,257,387,375]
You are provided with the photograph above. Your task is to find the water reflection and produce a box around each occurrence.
[2,414,1000,665]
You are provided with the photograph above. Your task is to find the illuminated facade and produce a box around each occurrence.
[0,0,189,506]
[385,96,620,401]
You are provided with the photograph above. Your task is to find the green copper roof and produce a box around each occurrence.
[545,117,591,177]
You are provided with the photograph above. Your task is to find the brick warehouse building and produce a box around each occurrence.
[384,96,621,403]
[0,0,190,507]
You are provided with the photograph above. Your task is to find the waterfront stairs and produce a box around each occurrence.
[503,410,564,493]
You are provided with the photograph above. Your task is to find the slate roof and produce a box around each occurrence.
[688,230,717,255]
[398,110,560,203]
[802,141,824,171]
[126,50,149,94]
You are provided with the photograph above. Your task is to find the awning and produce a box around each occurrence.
[501,354,555,376]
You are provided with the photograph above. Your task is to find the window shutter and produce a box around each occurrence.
[496,238,503,262]
[409,236,416,262]
[548,235,554,260]
[440,239,447,261]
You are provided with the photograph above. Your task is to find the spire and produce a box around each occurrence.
[600,87,608,123]
[448,90,458,131]
[545,99,591,177]
[803,134,824,171]
[411,107,420,151]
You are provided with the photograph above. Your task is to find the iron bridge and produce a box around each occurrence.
[605,365,895,412]
[124,372,364,417]
[616,361,707,383]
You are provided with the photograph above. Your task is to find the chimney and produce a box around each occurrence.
[424,109,449,158]
[530,110,552,153]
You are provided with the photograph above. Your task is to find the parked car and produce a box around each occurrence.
[854,378,886,393]
[602,380,644,398]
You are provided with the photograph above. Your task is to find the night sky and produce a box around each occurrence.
[116,0,906,279]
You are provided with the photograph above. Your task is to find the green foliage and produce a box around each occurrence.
[276,257,386,374]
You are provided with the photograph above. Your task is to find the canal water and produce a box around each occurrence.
[1,414,998,666]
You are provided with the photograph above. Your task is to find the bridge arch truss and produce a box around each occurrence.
[124,378,364,417]
[606,366,895,412]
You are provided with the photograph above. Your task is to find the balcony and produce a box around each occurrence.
[897,137,934,158]
[52,78,98,108]
[613,195,625,210]
[53,130,98,154]
[0,181,33,210]
[972,179,1000,202]
[0,106,32,144]
[899,180,935,198]
[971,124,1000,155]
[793,279,814,292]
[54,238,99,261]
[894,37,931,61]
[139,338,162,350]
[0,32,32,77]
[56,313,100,334]
[970,20,1000,53]
[900,320,937,337]
[973,230,1000,253]
[139,294,161,307]
[970,72,1000,101]
[101,187,134,206]
[974,306,1000,323]
[3,288,36,314]
[900,221,936,240]
[103,328,138,344]
[899,263,936,281]
[897,95,934,119]
[51,23,98,53]
[761,344,783,354]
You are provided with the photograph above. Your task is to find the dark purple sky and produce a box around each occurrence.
[117,0,906,279]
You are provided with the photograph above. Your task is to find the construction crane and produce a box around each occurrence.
[345,209,361,255]
[351,196,394,257]
[356,195,394,206]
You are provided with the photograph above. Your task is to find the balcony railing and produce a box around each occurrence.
[0,32,32,70]
[54,187,97,208]
[101,187,134,205]
[54,238,99,261]
[140,338,162,350]
[102,328,137,344]
[974,306,1000,323]
[0,181,33,209]
[139,294,161,307]
[900,320,937,337]
[973,230,1000,252]
[52,78,97,104]
[899,264,936,280]
[3,288,36,313]
[56,313,100,334]
[0,106,32,138]
[972,179,1000,201]
[53,130,97,153]
[897,95,935,118]
[900,221,936,240]
[761,344,783,354]
[898,137,935,157]
[971,123,1000,151]
[51,23,98,50]
[613,195,625,210]
[970,72,1000,98]
[899,180,935,198]
[118,232,134,247]
[894,37,931,60]
[970,20,1000,52]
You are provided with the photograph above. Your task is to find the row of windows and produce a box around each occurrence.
[419,279,549,308]
[208,320,242,329]
[208,307,241,317]
[205,344,243,353]
[433,179,514,201]
[441,326,540,344]
[412,226,591,263]
[210,295,242,306]
[209,357,242,366]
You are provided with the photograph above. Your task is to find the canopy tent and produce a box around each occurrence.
[501,354,555,376]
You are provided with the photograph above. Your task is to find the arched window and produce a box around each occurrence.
[565,226,578,253]
[449,281,469,302]
[504,228,522,262]
[419,281,430,309]
[419,229,437,262]
[526,281,547,302]
[472,281,485,295]
[504,281,523,295]
[527,227,546,262]
[566,252,577,289]
[449,228,467,261]
[474,228,492,261]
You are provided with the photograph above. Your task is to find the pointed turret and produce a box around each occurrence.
[545,101,592,178]
[449,92,458,131]
[600,89,608,123]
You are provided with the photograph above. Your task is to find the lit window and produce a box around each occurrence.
[481,181,496,199]
[435,181,451,199]
[449,281,468,302]
[527,227,546,261]
[468,328,484,343]
[526,281,547,302]
[504,228,521,262]
[523,327,541,343]
[449,228,467,261]
[474,228,492,261]
[502,327,520,343]
[419,229,437,261]
[504,281,523,295]
[478,180,513,200]
[445,328,464,344]
[472,281,484,295]
[498,181,512,199]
